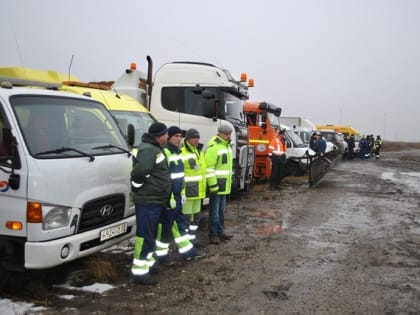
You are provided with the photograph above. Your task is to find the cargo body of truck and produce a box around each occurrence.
[0,69,136,287]
[279,116,316,144]
[113,60,255,192]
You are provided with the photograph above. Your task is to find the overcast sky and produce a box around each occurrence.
[1,0,419,141]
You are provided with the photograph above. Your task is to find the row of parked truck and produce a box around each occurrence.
[0,59,362,287]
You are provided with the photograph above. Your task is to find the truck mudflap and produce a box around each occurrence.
[309,151,341,187]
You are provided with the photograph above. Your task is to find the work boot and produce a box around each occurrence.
[219,233,233,241]
[209,236,221,244]
[191,238,207,248]
[183,248,205,261]
[133,274,157,286]
[158,254,175,266]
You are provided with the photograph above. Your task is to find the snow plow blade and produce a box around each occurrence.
[309,151,341,187]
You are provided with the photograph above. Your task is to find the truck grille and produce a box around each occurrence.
[78,194,125,232]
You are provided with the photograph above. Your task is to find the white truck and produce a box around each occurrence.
[113,59,255,192]
[0,70,137,287]
[279,116,316,144]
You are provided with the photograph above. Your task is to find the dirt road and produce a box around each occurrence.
[3,148,420,314]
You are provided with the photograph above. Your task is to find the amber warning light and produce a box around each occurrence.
[6,221,23,230]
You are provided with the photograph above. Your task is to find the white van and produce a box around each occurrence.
[0,78,136,287]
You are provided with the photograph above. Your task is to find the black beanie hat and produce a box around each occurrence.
[185,128,200,139]
[167,126,182,139]
[148,122,168,137]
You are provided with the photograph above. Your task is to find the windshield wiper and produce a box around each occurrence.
[34,147,95,162]
[92,144,131,156]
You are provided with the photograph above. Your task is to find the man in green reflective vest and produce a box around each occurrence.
[205,125,234,245]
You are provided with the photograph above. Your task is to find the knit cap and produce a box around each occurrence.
[167,126,182,139]
[185,128,200,139]
[148,122,168,137]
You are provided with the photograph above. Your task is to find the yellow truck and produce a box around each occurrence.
[61,81,156,148]
[316,124,362,153]
[316,124,362,140]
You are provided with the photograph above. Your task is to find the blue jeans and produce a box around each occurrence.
[208,194,227,238]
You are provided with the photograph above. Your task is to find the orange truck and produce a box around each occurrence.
[244,101,333,187]
[244,101,281,180]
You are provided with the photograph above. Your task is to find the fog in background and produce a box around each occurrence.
[1,0,419,141]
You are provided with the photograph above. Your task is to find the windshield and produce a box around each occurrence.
[12,95,129,158]
[285,130,305,146]
[111,110,156,146]
[268,113,281,128]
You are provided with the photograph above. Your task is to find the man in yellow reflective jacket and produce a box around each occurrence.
[181,128,207,234]
[205,125,234,245]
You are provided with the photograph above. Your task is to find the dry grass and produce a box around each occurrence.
[65,253,119,286]
[84,254,118,282]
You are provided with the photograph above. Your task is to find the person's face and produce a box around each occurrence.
[156,132,168,147]
[219,132,232,142]
[187,136,200,147]
[168,133,183,147]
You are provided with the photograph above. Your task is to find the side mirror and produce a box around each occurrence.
[202,89,215,100]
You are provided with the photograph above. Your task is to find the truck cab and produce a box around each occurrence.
[0,68,136,287]
[60,82,156,151]
[244,101,315,180]
[114,60,255,192]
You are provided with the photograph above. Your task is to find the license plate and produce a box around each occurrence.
[100,223,128,241]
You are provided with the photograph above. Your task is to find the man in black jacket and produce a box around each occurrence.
[130,122,171,285]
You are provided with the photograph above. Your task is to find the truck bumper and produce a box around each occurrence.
[24,215,136,269]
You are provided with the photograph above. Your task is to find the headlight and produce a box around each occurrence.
[43,207,72,230]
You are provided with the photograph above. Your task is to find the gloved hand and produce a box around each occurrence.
[181,195,187,205]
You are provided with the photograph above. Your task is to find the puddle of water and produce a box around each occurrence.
[381,171,420,192]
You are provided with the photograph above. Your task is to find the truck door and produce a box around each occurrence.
[0,100,28,238]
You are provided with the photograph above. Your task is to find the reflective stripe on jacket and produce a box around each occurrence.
[268,135,286,157]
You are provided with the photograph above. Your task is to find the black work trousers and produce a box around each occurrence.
[270,155,286,187]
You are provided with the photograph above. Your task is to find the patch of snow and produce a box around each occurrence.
[0,298,35,315]
[54,282,115,294]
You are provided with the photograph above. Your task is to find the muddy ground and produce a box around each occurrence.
[2,144,420,314]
